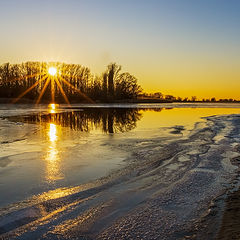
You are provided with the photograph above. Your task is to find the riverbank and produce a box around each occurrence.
[1,97,240,104]
[215,147,240,240]
[179,116,240,240]
[0,97,173,104]
[217,187,240,239]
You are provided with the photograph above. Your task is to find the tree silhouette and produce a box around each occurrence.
[106,63,121,100]
[0,61,142,103]
[0,61,236,103]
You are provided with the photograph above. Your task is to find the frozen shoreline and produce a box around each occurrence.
[1,114,240,239]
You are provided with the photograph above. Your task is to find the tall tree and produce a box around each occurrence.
[106,63,121,99]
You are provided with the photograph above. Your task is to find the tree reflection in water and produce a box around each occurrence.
[18,108,145,134]
[6,107,163,184]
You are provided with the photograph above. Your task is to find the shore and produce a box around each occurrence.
[184,119,240,240]
[1,97,240,104]
[217,187,240,239]
[215,151,240,240]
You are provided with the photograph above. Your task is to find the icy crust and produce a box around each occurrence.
[1,115,240,239]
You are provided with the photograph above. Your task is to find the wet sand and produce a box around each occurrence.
[215,151,240,240]
[190,163,240,240]
[217,188,240,240]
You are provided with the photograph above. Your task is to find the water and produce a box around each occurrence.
[0,103,240,207]
[1,103,240,239]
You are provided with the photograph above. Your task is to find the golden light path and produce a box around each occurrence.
[42,103,62,183]
[12,65,94,105]
[45,121,63,183]
[49,123,57,142]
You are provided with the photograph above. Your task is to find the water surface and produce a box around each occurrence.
[1,103,240,239]
[0,103,240,207]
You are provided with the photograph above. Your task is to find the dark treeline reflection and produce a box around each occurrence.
[15,108,147,133]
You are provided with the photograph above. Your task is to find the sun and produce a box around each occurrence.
[12,63,94,105]
[48,67,57,76]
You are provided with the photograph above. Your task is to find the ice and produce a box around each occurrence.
[1,104,240,239]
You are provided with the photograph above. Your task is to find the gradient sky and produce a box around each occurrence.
[0,0,239,99]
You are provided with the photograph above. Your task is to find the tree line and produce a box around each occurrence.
[0,62,142,103]
[0,61,238,103]
[140,93,240,103]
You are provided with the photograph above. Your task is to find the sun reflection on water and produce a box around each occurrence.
[49,123,57,142]
[49,103,56,113]
[45,122,63,183]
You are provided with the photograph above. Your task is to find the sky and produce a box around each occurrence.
[0,0,239,99]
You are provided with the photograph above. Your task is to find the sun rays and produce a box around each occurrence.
[12,64,94,105]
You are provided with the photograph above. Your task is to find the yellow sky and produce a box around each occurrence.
[0,0,239,100]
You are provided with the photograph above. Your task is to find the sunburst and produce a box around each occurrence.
[12,63,94,105]
[48,67,57,76]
